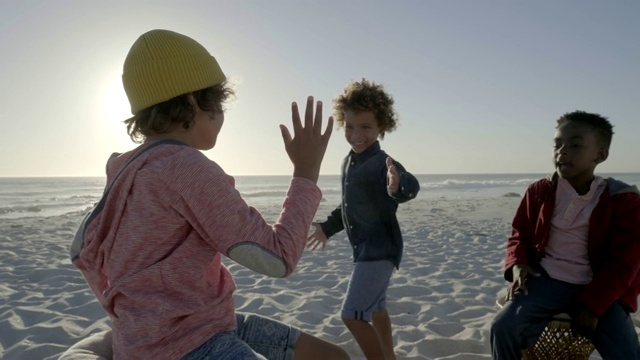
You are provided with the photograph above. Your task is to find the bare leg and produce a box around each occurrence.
[372,310,396,360]
[293,331,350,360]
[343,318,386,360]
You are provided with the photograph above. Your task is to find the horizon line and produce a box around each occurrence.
[2,171,640,179]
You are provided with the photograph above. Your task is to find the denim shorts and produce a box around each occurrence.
[341,260,394,322]
[182,313,301,360]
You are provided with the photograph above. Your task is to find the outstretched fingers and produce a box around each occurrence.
[304,96,314,130]
[282,96,334,183]
[313,99,323,134]
[300,98,333,147]
[279,124,292,145]
[322,116,334,143]
[308,236,326,251]
[291,101,303,136]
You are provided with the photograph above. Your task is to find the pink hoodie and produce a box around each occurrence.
[73,141,321,359]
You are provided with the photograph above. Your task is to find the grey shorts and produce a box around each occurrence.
[341,260,394,322]
[182,313,301,360]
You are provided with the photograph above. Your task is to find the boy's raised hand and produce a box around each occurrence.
[280,96,333,184]
[386,157,400,195]
[307,223,328,250]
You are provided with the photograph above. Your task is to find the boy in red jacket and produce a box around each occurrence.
[491,111,640,360]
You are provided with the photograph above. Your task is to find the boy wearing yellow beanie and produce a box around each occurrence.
[67,29,348,360]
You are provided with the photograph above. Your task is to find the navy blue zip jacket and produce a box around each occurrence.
[319,141,420,268]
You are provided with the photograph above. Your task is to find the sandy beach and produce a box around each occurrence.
[1,194,638,359]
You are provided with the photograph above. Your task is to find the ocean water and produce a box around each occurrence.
[1,173,639,220]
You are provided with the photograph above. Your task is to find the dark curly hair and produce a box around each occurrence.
[333,78,398,139]
[124,82,235,143]
[556,111,614,150]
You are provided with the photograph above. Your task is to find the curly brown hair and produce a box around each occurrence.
[124,82,235,143]
[333,78,398,139]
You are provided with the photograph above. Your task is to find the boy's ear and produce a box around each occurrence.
[378,124,387,139]
[183,93,198,130]
[595,147,609,164]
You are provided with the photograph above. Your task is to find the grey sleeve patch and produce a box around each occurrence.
[227,242,288,278]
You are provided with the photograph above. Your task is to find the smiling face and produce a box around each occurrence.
[344,110,382,153]
[553,121,608,192]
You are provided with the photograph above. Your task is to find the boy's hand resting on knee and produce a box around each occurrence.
[571,302,598,338]
[508,264,540,299]
[280,96,333,184]
[307,223,328,250]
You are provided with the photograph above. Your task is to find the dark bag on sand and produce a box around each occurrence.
[69,139,184,262]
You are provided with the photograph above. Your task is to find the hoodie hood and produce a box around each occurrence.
[545,172,639,197]
[70,139,186,262]
[606,177,639,196]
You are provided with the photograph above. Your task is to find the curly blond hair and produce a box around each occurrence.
[333,78,398,139]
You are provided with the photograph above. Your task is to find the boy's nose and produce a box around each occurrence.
[556,150,569,162]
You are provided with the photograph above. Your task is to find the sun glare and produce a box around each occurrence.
[100,71,135,148]
[103,73,131,123]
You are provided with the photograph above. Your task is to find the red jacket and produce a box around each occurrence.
[504,173,640,316]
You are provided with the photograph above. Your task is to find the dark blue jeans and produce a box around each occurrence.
[490,271,640,360]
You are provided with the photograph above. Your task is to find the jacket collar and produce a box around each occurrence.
[350,141,381,162]
[547,171,639,196]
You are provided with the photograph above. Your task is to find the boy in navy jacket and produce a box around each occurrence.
[308,79,419,360]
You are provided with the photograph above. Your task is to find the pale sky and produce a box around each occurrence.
[1,0,638,177]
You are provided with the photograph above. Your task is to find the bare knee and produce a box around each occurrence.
[294,332,349,360]
[372,310,390,322]
[343,317,369,329]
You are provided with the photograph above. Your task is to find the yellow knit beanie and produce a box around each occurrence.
[122,29,226,114]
